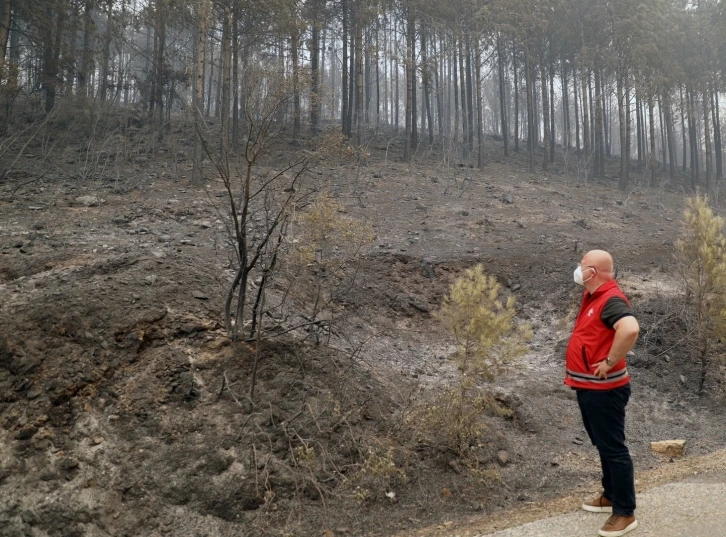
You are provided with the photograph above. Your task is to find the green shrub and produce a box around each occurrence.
[415,265,530,458]
[675,194,726,393]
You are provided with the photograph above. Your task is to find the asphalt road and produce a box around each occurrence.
[478,471,726,537]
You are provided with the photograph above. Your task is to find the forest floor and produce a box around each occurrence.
[2,129,726,537]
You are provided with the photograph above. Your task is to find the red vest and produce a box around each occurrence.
[564,280,631,390]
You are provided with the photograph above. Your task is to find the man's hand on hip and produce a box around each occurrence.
[594,360,614,379]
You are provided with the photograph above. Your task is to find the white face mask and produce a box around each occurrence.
[574,265,594,286]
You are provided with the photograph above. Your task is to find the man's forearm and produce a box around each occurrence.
[608,331,638,364]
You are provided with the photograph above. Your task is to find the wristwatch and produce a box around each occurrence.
[605,357,615,366]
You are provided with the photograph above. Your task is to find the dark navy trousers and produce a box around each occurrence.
[576,383,636,516]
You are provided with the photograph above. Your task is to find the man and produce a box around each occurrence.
[565,250,640,537]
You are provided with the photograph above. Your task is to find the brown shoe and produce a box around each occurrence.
[581,494,613,513]
[598,514,638,537]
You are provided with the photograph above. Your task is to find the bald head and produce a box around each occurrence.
[582,250,613,274]
[580,250,614,290]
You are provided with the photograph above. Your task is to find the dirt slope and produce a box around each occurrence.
[1,138,725,537]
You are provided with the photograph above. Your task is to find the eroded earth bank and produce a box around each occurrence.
[2,140,725,537]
